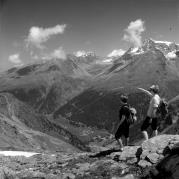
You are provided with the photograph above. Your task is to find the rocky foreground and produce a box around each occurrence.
[0,134,178,179]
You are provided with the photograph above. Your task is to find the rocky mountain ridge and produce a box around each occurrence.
[0,134,178,179]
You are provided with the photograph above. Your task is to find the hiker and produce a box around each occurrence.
[115,95,132,151]
[141,85,161,140]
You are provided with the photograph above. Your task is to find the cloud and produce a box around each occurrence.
[8,53,23,66]
[107,49,125,57]
[42,47,66,60]
[51,47,66,59]
[123,19,145,47]
[166,51,177,59]
[26,24,67,49]
[75,51,86,57]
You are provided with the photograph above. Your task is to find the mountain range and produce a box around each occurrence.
[0,38,179,151]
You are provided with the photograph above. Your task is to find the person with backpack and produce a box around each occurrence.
[141,85,161,140]
[115,95,137,151]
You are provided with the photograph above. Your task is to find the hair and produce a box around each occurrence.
[153,87,159,94]
[120,94,128,103]
[150,85,159,94]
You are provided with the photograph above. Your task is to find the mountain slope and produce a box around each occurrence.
[0,55,112,115]
[0,58,91,114]
[54,41,179,143]
[96,48,179,98]
[0,93,92,152]
[0,39,178,149]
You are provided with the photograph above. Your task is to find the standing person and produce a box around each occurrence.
[115,95,131,151]
[141,85,161,140]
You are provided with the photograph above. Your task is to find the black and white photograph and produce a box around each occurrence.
[0,0,179,178]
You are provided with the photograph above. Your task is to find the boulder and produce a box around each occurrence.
[145,153,160,164]
[140,135,179,161]
[0,135,178,178]
[138,160,152,168]
[144,142,179,179]
[110,146,140,164]
[154,143,179,179]
[119,146,140,161]
[112,174,136,179]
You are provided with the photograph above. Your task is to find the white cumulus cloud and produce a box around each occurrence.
[123,19,145,47]
[26,24,67,48]
[107,49,125,57]
[51,47,66,59]
[42,47,66,60]
[8,54,23,66]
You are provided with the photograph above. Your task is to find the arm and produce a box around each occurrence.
[137,88,153,97]
[168,94,179,105]
[118,115,125,127]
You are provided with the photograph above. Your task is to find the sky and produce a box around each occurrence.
[0,0,179,71]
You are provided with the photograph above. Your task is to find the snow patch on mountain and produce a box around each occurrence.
[166,51,177,59]
[127,47,144,55]
[75,51,86,57]
[131,47,139,53]
[0,151,39,157]
[107,49,125,57]
[153,40,172,46]
[74,51,96,57]
[102,58,113,63]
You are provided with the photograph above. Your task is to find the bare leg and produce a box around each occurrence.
[153,130,158,137]
[124,137,129,146]
[142,130,149,140]
[116,138,124,150]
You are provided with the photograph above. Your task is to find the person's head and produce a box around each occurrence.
[120,94,128,103]
[149,85,159,94]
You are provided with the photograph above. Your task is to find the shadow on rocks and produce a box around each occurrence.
[142,142,179,179]
[89,148,121,158]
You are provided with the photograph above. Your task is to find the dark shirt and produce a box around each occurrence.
[119,104,131,124]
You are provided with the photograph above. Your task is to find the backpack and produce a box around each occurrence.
[156,98,168,119]
[123,105,137,125]
[128,107,137,125]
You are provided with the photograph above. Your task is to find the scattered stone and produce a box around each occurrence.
[156,149,163,154]
[141,135,179,153]
[146,153,159,164]
[127,158,138,164]
[144,141,179,179]
[63,173,75,179]
[138,160,152,168]
[119,146,140,161]
[111,174,136,179]
[0,135,178,178]
[110,152,122,159]
[140,150,150,160]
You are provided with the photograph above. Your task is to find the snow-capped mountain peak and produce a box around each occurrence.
[153,40,172,46]
[126,46,144,55]
[74,51,96,57]
[107,49,125,58]
[102,58,113,63]
[140,38,179,55]
[130,47,139,53]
